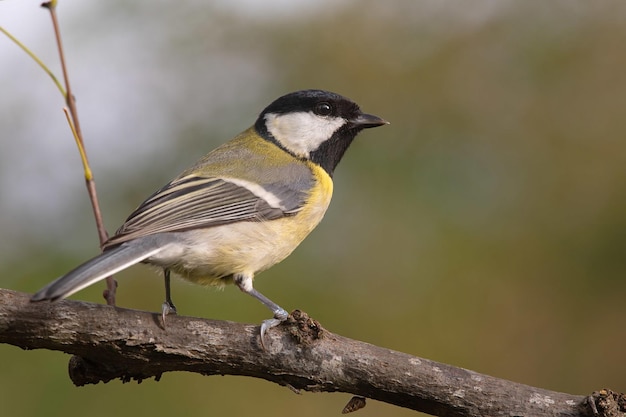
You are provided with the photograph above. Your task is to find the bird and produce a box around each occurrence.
[31,89,388,347]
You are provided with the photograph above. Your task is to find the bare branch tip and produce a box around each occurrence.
[40,1,57,10]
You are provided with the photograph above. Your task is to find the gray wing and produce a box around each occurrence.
[104,174,308,247]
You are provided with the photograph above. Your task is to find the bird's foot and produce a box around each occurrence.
[260,308,289,350]
[161,300,177,326]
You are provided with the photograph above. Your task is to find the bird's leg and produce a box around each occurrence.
[161,269,177,324]
[233,273,288,349]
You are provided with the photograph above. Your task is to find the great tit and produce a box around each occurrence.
[31,89,388,347]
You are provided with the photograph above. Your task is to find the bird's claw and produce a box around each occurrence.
[259,309,289,350]
[161,301,177,326]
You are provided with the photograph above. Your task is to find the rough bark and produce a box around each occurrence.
[0,289,623,417]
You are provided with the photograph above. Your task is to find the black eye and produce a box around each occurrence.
[314,102,333,116]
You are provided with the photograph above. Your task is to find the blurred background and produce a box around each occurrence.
[1,0,625,416]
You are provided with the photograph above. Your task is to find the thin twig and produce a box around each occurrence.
[62,109,91,176]
[0,25,66,96]
[42,1,116,305]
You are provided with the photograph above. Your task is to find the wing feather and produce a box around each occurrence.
[104,175,300,247]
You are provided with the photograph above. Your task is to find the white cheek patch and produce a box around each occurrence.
[265,112,347,158]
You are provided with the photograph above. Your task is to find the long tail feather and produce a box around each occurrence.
[31,241,163,302]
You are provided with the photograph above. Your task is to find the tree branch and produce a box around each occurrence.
[0,289,622,416]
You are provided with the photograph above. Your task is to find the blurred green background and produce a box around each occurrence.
[1,1,625,416]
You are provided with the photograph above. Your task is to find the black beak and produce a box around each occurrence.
[350,112,389,129]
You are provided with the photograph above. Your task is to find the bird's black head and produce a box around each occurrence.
[255,89,387,176]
